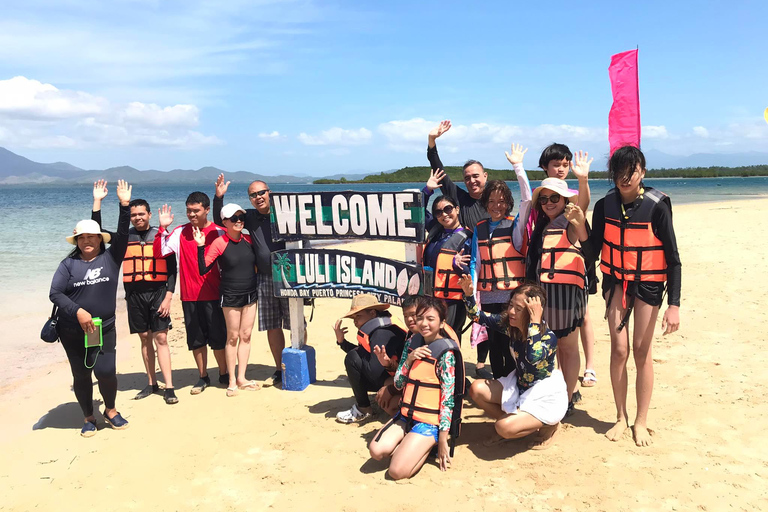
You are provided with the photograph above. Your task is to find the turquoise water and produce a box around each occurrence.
[1,176,768,289]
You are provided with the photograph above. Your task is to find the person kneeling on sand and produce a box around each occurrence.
[333,294,408,423]
[459,275,568,449]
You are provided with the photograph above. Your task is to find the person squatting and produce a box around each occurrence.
[48,128,680,475]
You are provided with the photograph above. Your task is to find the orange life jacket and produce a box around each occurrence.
[122,227,169,283]
[600,187,669,282]
[476,217,526,292]
[357,315,408,375]
[424,225,472,301]
[538,214,586,288]
[399,334,465,452]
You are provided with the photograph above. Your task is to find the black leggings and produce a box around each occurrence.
[480,303,514,379]
[445,300,467,344]
[59,324,118,418]
[344,347,388,408]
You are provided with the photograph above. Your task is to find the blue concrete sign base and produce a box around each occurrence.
[281,346,316,391]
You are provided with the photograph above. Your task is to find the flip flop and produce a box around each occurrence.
[226,387,238,397]
[237,381,261,391]
[581,369,597,387]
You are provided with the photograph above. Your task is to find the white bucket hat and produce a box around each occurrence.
[66,219,111,245]
[531,177,578,206]
[220,203,246,220]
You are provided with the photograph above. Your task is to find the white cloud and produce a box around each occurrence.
[258,131,283,139]
[298,127,372,146]
[378,118,606,153]
[642,125,669,139]
[0,76,221,149]
[693,126,709,138]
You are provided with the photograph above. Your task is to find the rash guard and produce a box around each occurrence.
[198,233,258,295]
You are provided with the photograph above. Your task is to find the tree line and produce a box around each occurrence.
[313,164,768,184]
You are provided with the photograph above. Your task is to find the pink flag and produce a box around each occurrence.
[608,49,640,156]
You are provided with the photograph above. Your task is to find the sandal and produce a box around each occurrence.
[238,380,261,391]
[163,388,179,405]
[226,387,238,397]
[581,369,597,388]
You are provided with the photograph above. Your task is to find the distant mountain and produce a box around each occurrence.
[644,150,768,169]
[0,147,314,185]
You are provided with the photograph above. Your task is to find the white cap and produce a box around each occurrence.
[220,203,246,220]
[531,177,578,205]
[66,219,112,245]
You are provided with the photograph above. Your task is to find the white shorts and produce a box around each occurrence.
[498,369,568,425]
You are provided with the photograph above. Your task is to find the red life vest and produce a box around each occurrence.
[357,315,408,376]
[424,225,472,301]
[122,227,169,283]
[538,214,586,288]
[476,217,526,292]
[600,187,669,283]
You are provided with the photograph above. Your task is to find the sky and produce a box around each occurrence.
[0,0,766,176]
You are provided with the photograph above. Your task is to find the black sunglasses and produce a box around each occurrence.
[227,213,246,223]
[436,205,456,216]
[537,193,562,205]
[249,189,270,198]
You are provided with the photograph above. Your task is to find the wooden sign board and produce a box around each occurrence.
[271,248,431,306]
[269,191,425,243]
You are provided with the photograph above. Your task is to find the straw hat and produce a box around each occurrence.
[341,294,390,318]
[531,177,578,206]
[66,219,112,245]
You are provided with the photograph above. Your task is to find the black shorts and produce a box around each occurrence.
[181,300,227,351]
[601,275,665,308]
[221,291,258,309]
[126,287,172,334]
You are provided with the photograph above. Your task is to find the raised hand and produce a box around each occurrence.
[407,345,432,366]
[564,203,585,227]
[429,120,452,140]
[191,226,206,247]
[215,173,230,198]
[525,296,544,324]
[158,204,174,229]
[661,306,680,335]
[504,143,529,166]
[458,274,474,296]
[570,150,594,179]
[93,179,108,201]
[453,248,470,269]
[426,168,446,190]
[116,179,132,206]
[373,345,391,368]
[333,318,348,344]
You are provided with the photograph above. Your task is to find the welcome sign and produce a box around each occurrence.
[269,191,425,242]
[271,249,430,306]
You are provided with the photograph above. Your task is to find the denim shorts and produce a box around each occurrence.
[394,412,439,443]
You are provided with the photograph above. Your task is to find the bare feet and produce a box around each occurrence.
[605,418,629,442]
[482,434,510,447]
[528,423,559,450]
[633,423,653,447]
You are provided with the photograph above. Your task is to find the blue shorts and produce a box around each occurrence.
[394,412,439,443]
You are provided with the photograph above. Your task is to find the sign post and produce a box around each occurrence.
[270,191,425,391]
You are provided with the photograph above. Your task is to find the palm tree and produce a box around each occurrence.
[274,252,292,288]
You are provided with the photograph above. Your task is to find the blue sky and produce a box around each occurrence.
[0,0,766,176]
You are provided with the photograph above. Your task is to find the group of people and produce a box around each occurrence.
[329,121,680,479]
[49,119,680,481]
[49,176,293,436]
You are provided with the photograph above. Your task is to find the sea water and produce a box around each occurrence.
[1,176,768,291]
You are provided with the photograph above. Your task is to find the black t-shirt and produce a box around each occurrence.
[50,204,130,328]
[427,144,490,231]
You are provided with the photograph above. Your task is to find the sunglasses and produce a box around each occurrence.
[537,193,562,205]
[227,213,246,223]
[249,189,270,198]
[435,205,456,216]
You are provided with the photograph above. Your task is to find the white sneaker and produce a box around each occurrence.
[335,404,371,424]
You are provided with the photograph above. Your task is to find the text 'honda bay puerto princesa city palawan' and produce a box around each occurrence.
[269,191,425,242]
[271,249,424,306]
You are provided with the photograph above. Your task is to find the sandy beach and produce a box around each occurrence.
[2,198,767,512]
